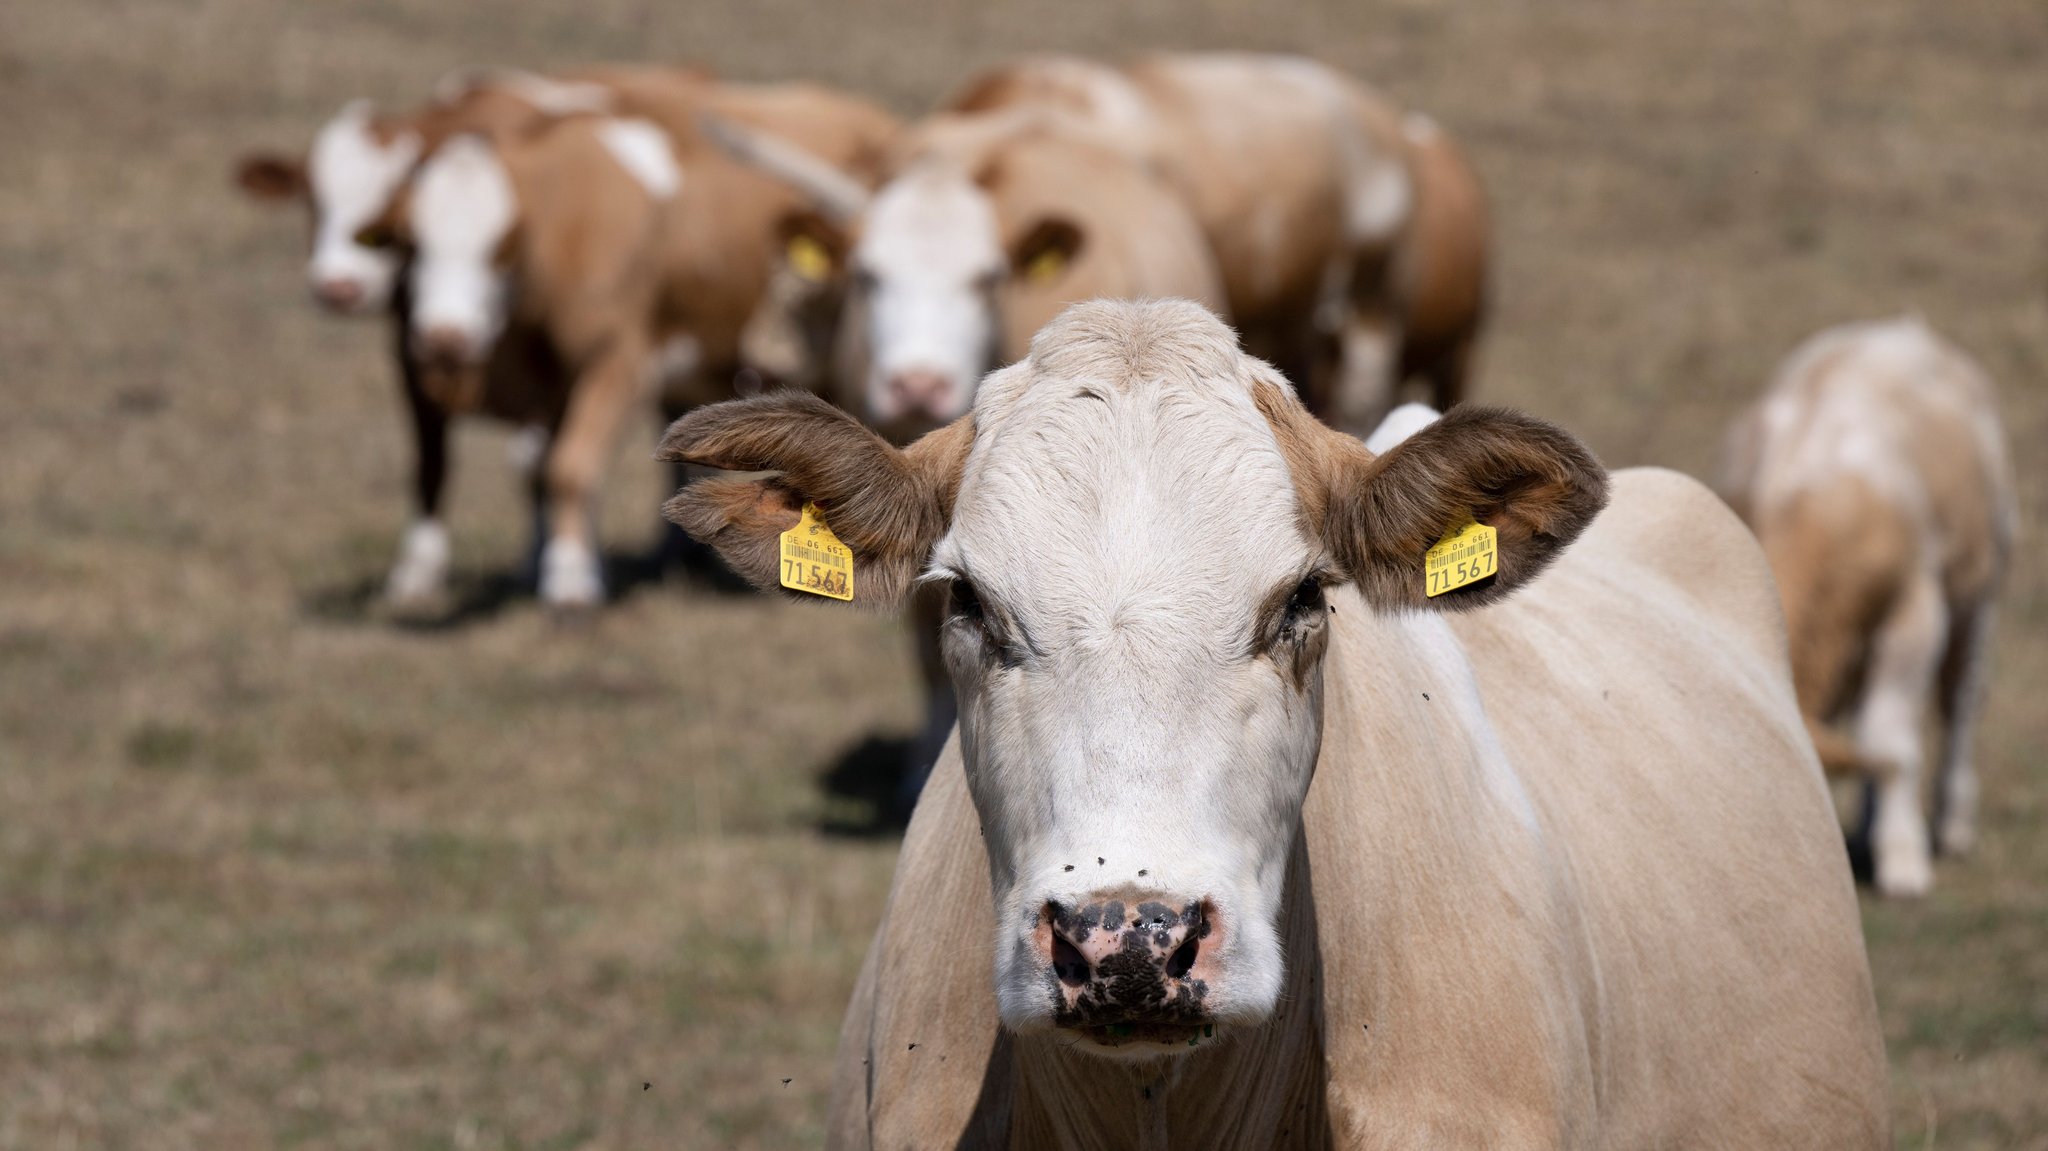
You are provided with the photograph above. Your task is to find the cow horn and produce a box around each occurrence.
[697,112,873,223]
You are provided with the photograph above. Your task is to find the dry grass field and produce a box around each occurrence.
[2,0,2044,1147]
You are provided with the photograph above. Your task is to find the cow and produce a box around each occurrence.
[242,73,898,606]
[1720,317,2017,897]
[235,68,707,604]
[658,299,1890,1148]
[712,54,1488,437]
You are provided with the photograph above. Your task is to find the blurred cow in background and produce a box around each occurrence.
[1721,317,2017,897]
[239,70,899,607]
[714,53,1488,438]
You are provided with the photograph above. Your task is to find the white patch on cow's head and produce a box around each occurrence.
[846,166,1006,427]
[930,300,1321,1053]
[595,118,683,200]
[305,100,420,312]
[406,134,518,361]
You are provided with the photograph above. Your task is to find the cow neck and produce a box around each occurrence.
[1001,827,1333,1151]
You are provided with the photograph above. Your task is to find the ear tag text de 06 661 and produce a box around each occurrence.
[1425,512,1497,598]
[780,503,854,601]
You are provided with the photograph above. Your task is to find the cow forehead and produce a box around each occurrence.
[411,137,518,256]
[939,305,1310,637]
[857,169,1003,280]
[309,103,420,226]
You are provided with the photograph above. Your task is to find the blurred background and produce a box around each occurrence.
[2,0,2043,1147]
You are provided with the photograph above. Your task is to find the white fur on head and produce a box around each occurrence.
[306,100,421,311]
[848,166,1006,425]
[932,300,1319,1048]
[406,134,518,357]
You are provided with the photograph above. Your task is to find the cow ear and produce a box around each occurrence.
[236,152,306,202]
[1009,216,1085,285]
[1329,406,1608,611]
[777,210,849,284]
[657,391,973,609]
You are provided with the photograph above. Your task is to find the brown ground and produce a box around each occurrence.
[2,0,2044,1147]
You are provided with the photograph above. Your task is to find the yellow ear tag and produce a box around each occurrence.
[779,502,854,601]
[1424,512,1498,598]
[786,234,832,283]
[1023,247,1067,284]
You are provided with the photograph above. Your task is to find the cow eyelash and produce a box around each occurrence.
[949,577,986,626]
[1276,575,1330,641]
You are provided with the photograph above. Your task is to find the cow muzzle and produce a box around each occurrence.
[311,276,368,313]
[412,326,489,412]
[1039,893,1223,1051]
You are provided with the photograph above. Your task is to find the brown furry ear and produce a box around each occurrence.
[236,152,306,202]
[1333,406,1608,611]
[657,391,973,608]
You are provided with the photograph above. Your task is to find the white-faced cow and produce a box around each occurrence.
[1720,317,2016,897]
[660,300,1889,1148]
[715,54,1488,438]
[375,82,897,606]
[236,68,708,604]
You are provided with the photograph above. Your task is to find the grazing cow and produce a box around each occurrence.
[1720,317,2016,897]
[716,54,1487,436]
[660,300,1889,1148]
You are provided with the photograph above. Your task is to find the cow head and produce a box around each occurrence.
[701,115,1088,441]
[235,99,421,315]
[661,300,1607,1058]
[385,133,521,409]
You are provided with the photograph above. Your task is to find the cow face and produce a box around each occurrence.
[301,101,421,314]
[400,134,519,404]
[659,300,1605,1058]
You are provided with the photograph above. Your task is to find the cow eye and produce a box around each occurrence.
[949,577,986,626]
[1280,577,1327,634]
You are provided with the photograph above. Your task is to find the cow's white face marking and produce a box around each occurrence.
[406,135,518,358]
[930,302,1324,1045]
[305,100,420,312]
[596,118,683,200]
[847,167,1006,425]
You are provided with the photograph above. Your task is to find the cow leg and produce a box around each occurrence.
[539,339,649,608]
[1424,331,1476,414]
[1857,574,1946,898]
[386,342,454,605]
[1328,312,1402,440]
[1933,599,1993,856]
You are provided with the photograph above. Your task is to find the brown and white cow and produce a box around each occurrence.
[1720,317,2016,897]
[661,300,1889,1147]
[717,54,1487,437]
[236,68,708,603]
[375,82,897,605]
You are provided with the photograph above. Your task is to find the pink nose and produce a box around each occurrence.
[886,369,958,419]
[414,325,476,369]
[1043,895,1219,1039]
[313,277,365,311]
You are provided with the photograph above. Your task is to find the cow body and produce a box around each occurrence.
[661,300,1888,1148]
[1721,317,2016,896]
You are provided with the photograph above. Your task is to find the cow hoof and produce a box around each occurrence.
[1874,850,1934,898]
[540,537,605,608]
[385,520,451,605]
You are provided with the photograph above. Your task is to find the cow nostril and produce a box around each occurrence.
[1051,933,1090,988]
[1165,933,1199,980]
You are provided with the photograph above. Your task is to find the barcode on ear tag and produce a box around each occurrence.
[779,503,854,601]
[1425,513,1498,598]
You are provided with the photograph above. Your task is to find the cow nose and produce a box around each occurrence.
[886,368,958,419]
[414,325,476,370]
[1043,896,1217,1039]
[313,277,365,312]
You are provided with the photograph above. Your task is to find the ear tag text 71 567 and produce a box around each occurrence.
[1425,512,1497,598]
[780,502,854,601]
